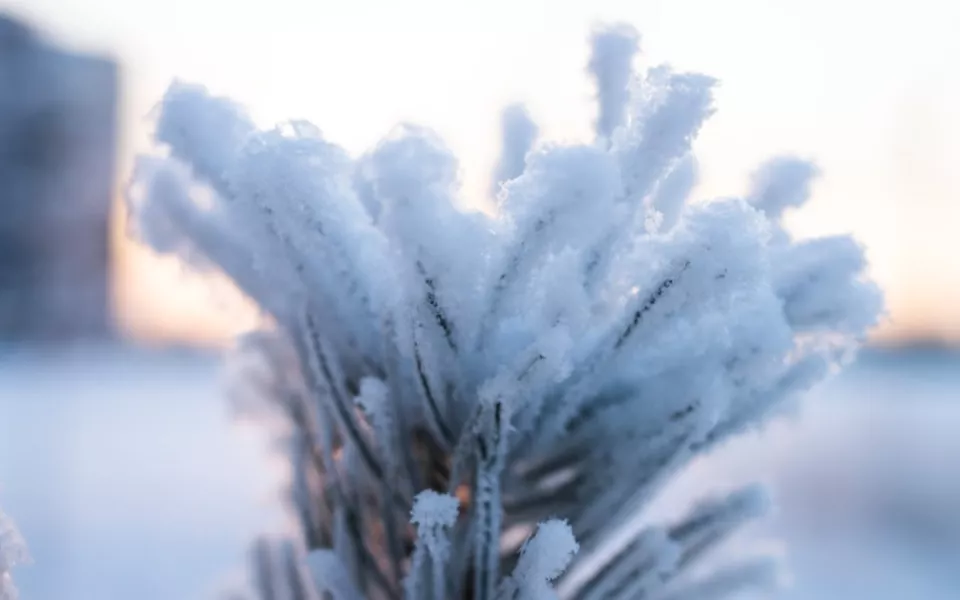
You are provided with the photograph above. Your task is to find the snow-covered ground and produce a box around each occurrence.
[1,344,958,599]
[0,345,284,600]
[657,347,960,599]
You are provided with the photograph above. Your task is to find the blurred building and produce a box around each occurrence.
[0,15,117,341]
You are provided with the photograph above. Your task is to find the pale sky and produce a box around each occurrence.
[5,0,959,345]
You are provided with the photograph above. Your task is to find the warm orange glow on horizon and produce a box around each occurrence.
[111,198,262,347]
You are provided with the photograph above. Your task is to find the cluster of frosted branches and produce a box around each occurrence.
[0,507,28,600]
[128,24,881,600]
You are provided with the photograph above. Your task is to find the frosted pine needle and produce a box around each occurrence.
[0,508,28,600]
[129,23,882,600]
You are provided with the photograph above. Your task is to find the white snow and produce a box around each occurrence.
[2,346,956,599]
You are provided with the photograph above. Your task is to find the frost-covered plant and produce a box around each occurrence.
[0,507,28,600]
[128,23,881,600]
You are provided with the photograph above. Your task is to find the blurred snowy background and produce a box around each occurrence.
[2,346,958,599]
[0,1,958,598]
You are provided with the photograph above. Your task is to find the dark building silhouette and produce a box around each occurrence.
[0,16,117,341]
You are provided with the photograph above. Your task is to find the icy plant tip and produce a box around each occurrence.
[0,507,28,600]
[129,22,882,600]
